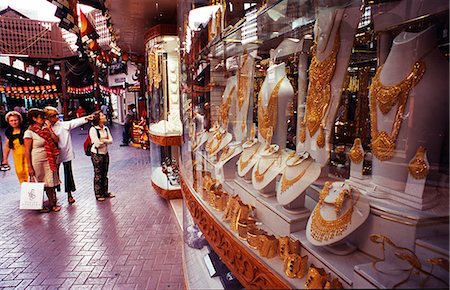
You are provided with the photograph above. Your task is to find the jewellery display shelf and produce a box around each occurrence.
[145,25,183,199]
[177,0,449,288]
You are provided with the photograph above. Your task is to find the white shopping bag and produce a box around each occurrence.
[20,177,45,210]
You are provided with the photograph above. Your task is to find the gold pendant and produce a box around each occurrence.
[349,138,363,164]
[316,125,325,148]
[408,146,429,179]
[371,131,395,161]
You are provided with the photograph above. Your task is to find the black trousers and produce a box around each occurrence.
[122,123,131,144]
[91,153,109,197]
[63,161,76,193]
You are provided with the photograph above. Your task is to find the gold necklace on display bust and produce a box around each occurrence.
[369,60,425,161]
[258,78,284,144]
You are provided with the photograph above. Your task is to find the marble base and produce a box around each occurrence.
[354,262,448,289]
[292,231,373,289]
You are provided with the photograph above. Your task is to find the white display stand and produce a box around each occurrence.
[214,142,243,182]
[151,166,181,191]
[257,62,293,149]
[306,182,370,247]
[251,147,287,196]
[277,152,321,213]
[299,0,363,166]
[369,25,448,210]
[237,140,262,181]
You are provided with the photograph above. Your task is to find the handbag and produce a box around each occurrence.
[20,177,45,210]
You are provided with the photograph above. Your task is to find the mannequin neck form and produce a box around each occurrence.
[314,6,343,57]
[262,62,286,104]
[381,26,437,82]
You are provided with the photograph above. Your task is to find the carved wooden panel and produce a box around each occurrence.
[149,132,183,146]
[152,180,182,200]
[180,176,290,289]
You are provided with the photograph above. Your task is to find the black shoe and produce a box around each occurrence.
[120,143,129,147]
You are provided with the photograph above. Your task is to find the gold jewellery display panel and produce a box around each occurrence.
[178,0,449,289]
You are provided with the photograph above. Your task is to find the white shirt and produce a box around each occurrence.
[90,125,113,155]
[52,117,88,163]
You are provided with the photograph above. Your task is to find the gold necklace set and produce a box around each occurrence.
[349,138,364,164]
[254,153,280,182]
[258,78,284,144]
[299,34,340,147]
[369,60,425,161]
[220,86,236,127]
[207,131,224,154]
[280,159,313,193]
[408,146,429,180]
[219,145,237,162]
[239,144,259,170]
[310,182,360,242]
[148,51,161,89]
[237,54,249,110]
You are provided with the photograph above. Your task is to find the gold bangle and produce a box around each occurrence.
[258,234,279,258]
[247,228,265,249]
[284,253,309,279]
[305,265,330,289]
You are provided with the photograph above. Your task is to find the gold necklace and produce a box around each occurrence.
[303,34,340,138]
[285,152,307,167]
[370,61,425,161]
[238,54,249,110]
[408,146,429,179]
[280,160,313,193]
[207,131,224,154]
[254,155,278,182]
[349,138,364,164]
[258,78,284,143]
[310,183,360,242]
[220,86,235,126]
[219,145,237,162]
[239,145,259,170]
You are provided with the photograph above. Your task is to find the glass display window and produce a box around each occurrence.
[177,0,449,289]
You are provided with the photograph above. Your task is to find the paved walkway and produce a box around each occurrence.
[0,123,184,289]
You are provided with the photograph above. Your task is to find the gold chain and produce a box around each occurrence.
[238,54,249,110]
[310,182,360,242]
[219,145,237,162]
[254,155,278,182]
[207,131,224,154]
[408,146,429,179]
[349,138,364,164]
[280,160,313,192]
[304,34,340,138]
[258,78,284,143]
[370,61,425,161]
[220,86,235,126]
[239,146,258,170]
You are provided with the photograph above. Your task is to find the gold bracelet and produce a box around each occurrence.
[284,253,308,279]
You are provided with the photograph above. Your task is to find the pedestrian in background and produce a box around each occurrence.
[2,111,28,182]
[44,106,93,204]
[24,109,60,212]
[76,105,86,130]
[90,111,115,201]
[120,104,135,146]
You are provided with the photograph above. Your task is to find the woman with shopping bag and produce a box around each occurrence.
[24,109,61,212]
[2,111,28,183]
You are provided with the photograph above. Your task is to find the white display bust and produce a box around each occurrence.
[257,62,293,150]
[252,145,287,195]
[306,181,370,247]
[371,25,448,194]
[277,152,321,207]
[299,0,362,166]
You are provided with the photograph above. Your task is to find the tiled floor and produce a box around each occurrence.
[0,123,184,289]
